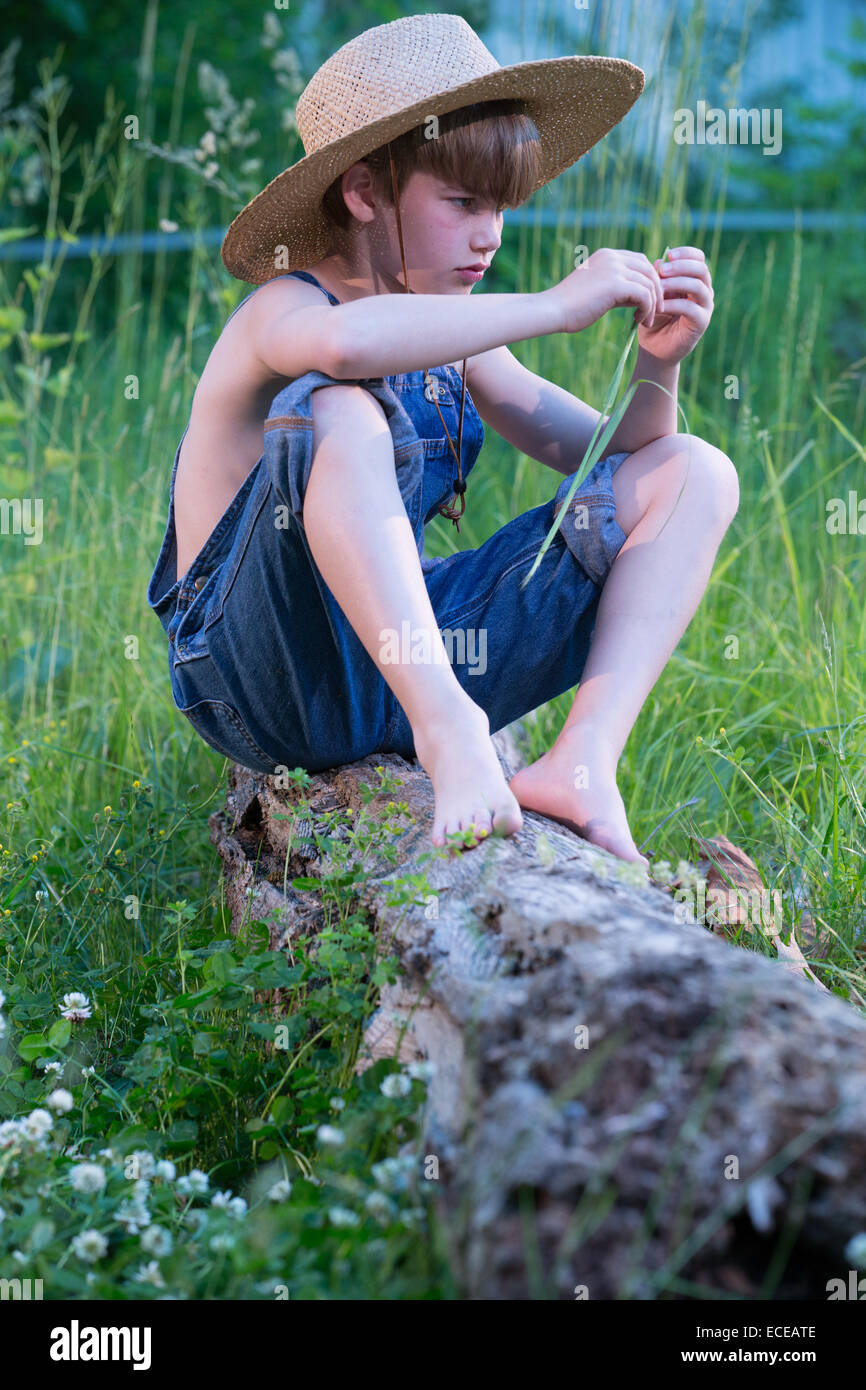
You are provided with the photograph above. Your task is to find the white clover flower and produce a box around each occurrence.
[116,1201,151,1235]
[70,1163,106,1194]
[133,1260,166,1287]
[0,1120,21,1150]
[844,1232,866,1268]
[177,1168,209,1196]
[407,1060,436,1083]
[127,1149,157,1181]
[316,1125,345,1147]
[71,1229,108,1263]
[155,1159,176,1181]
[380,1072,411,1099]
[267,1178,292,1202]
[47,1088,74,1114]
[328,1206,360,1228]
[328,1096,346,1112]
[41,1060,64,1075]
[228,1197,247,1219]
[209,1232,235,1253]
[140,1224,173,1257]
[81,1066,95,1078]
[364,1190,394,1223]
[21,1109,53,1141]
[60,992,92,1021]
[371,1157,410,1192]
[209,1189,234,1210]
[97,1148,117,1163]
[131,1180,151,1205]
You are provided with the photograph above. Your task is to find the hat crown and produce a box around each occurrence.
[295,13,501,156]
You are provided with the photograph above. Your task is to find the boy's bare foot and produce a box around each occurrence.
[508,721,648,867]
[413,703,524,851]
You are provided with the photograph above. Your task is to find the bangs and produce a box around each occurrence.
[321,99,543,232]
[408,100,543,210]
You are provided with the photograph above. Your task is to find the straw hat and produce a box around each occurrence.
[221,12,645,285]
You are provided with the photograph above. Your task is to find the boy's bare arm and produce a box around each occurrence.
[331,289,565,379]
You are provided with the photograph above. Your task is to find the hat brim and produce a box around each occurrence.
[221,55,644,285]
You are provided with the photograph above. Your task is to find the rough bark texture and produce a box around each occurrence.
[208,729,866,1301]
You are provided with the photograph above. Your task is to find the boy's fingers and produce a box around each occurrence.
[667,246,706,261]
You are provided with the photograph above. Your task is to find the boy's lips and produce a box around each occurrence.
[457,263,489,271]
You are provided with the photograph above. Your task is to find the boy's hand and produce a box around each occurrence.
[547,247,664,335]
[638,246,714,364]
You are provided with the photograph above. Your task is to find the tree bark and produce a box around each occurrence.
[209,728,866,1300]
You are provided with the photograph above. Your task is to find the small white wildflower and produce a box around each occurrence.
[21,1109,53,1141]
[203,161,219,180]
[380,1072,411,1099]
[133,1260,166,1287]
[132,1179,151,1204]
[210,1189,233,1210]
[127,1149,156,1181]
[97,1148,117,1163]
[371,1157,410,1192]
[60,991,92,1021]
[328,1206,360,1228]
[71,1229,108,1263]
[140,1224,173,1257]
[177,1168,209,1196]
[47,1088,74,1114]
[0,1120,23,1149]
[158,218,179,234]
[407,1060,436,1083]
[41,1060,64,1075]
[155,1159,176,1181]
[316,1124,345,1147]
[199,129,217,155]
[209,1232,235,1253]
[183,1209,208,1234]
[268,1178,292,1202]
[228,1197,247,1219]
[328,1096,346,1112]
[35,890,46,902]
[11,1249,27,1265]
[116,1201,151,1235]
[82,1066,95,1078]
[70,1163,106,1194]
[364,1190,394,1223]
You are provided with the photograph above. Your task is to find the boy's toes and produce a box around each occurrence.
[492,797,524,837]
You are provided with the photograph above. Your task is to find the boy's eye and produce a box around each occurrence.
[450,197,475,209]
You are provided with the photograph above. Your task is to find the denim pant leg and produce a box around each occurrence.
[373,451,632,758]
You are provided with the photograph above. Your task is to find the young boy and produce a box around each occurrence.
[148,14,738,867]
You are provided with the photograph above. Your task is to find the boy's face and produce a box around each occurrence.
[380,168,503,293]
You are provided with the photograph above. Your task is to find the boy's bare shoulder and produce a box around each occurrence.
[203,273,339,399]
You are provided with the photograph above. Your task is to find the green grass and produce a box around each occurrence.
[0,2,864,1299]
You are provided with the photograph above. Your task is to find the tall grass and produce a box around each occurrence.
[0,0,864,1299]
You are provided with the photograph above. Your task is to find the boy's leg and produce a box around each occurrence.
[303,383,522,848]
[509,432,740,864]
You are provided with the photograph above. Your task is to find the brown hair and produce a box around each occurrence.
[320,99,542,239]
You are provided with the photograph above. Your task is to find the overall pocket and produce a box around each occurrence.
[179,697,278,772]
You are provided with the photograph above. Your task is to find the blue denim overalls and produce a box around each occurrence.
[146,269,631,773]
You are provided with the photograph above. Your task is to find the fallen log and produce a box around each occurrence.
[208,728,866,1300]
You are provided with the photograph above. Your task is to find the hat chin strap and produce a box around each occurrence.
[387,144,469,533]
